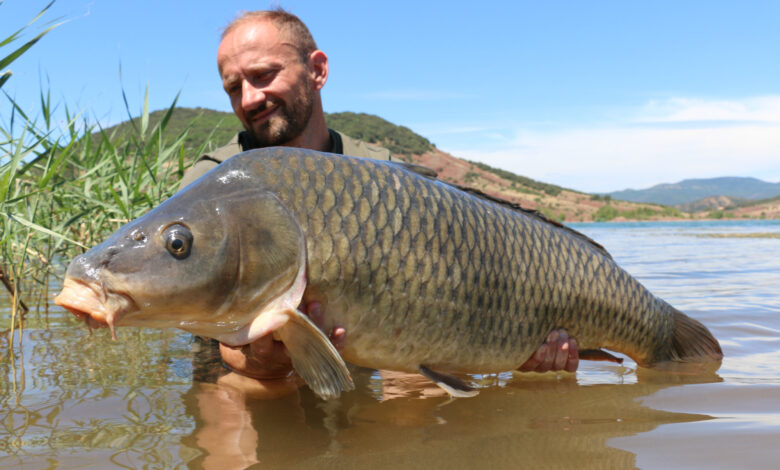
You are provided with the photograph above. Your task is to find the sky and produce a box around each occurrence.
[3,0,780,193]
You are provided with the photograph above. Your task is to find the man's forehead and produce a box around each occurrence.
[220,21,301,54]
[218,21,302,69]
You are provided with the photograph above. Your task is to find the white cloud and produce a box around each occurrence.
[449,96,780,193]
[637,96,780,124]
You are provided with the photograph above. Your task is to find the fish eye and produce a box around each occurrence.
[163,224,193,260]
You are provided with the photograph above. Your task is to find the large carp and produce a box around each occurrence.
[55,148,722,399]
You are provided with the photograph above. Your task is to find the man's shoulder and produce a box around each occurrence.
[335,130,394,161]
[178,133,244,190]
[209,129,395,162]
[204,132,244,163]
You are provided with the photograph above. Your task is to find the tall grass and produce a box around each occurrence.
[1,2,213,336]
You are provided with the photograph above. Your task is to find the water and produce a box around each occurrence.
[2,220,779,469]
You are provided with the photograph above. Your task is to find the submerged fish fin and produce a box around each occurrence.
[579,349,624,364]
[275,309,354,400]
[668,309,723,363]
[419,365,479,398]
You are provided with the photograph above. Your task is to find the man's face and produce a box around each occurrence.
[217,21,315,147]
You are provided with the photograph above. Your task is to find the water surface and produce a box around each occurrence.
[2,220,779,469]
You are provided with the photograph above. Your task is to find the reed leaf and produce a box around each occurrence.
[2,213,86,249]
[0,1,62,87]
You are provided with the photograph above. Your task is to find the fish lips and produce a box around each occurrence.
[54,277,136,337]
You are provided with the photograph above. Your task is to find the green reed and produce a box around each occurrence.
[1,1,215,333]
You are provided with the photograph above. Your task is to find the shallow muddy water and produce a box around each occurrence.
[2,220,779,469]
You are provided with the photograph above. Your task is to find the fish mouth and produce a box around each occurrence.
[54,277,136,339]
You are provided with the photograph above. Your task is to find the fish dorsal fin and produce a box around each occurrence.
[419,365,479,398]
[388,160,611,259]
[449,183,613,260]
[390,161,439,179]
[274,308,354,400]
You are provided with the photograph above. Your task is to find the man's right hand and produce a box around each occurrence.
[219,302,346,380]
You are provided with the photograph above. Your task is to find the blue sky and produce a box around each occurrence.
[3,0,780,193]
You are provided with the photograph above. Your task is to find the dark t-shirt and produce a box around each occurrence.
[178,129,393,190]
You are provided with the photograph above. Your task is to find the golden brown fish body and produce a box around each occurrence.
[268,150,715,371]
[55,148,721,399]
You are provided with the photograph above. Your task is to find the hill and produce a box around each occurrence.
[682,194,780,220]
[676,195,748,213]
[101,108,435,156]
[608,177,780,206]
[325,112,435,155]
[97,106,243,153]
[103,107,780,222]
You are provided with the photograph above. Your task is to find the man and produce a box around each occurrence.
[179,9,393,188]
[183,9,579,393]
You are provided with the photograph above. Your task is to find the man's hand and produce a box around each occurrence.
[517,329,579,373]
[220,303,578,381]
[219,302,345,380]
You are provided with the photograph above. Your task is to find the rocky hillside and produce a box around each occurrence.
[106,107,779,222]
[681,195,780,220]
[401,148,682,222]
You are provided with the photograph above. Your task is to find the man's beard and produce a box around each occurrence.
[244,79,314,148]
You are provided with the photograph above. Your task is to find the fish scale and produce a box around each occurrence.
[55,147,722,399]
[272,152,635,368]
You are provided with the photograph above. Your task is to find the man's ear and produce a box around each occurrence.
[308,50,328,91]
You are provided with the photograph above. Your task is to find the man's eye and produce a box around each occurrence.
[254,70,277,82]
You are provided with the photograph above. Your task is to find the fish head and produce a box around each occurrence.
[55,169,306,344]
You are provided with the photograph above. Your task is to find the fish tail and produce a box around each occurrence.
[666,308,723,363]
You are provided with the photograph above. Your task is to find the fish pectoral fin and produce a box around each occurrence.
[419,365,479,398]
[579,349,624,364]
[274,308,354,400]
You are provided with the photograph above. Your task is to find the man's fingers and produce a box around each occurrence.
[247,332,276,355]
[552,330,569,370]
[304,301,324,327]
[330,326,347,351]
[302,301,346,350]
[565,337,579,373]
[537,330,557,372]
[518,344,545,372]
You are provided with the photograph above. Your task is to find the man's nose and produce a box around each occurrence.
[241,80,266,111]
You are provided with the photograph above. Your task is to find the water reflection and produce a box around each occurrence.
[2,220,780,469]
[181,363,720,470]
[0,309,724,470]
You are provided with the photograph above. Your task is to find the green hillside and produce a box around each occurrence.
[103,107,435,157]
[99,107,241,153]
[325,111,434,155]
[467,160,570,197]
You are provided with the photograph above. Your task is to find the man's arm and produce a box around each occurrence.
[179,132,244,190]
[179,158,220,190]
[219,303,579,392]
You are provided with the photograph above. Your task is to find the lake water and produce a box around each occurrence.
[2,220,779,469]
